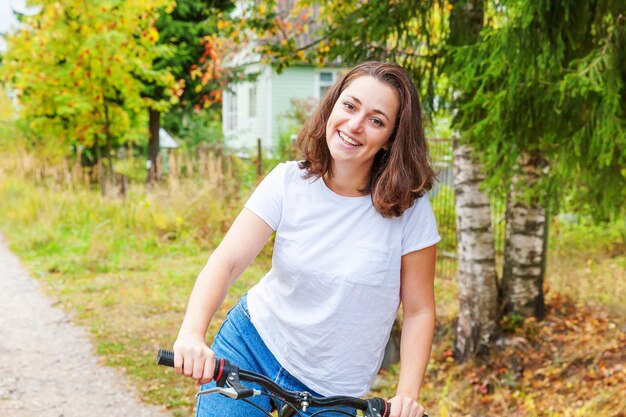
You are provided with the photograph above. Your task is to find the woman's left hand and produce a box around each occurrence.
[388,394,425,417]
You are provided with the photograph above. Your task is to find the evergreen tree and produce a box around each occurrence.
[145,0,234,183]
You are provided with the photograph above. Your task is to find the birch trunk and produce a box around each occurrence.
[453,142,499,361]
[501,151,548,319]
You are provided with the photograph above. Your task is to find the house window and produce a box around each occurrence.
[319,71,336,99]
[249,85,257,118]
[225,91,237,131]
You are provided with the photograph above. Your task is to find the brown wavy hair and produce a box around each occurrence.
[297,61,435,218]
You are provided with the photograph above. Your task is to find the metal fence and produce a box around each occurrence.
[429,139,457,281]
[428,139,506,281]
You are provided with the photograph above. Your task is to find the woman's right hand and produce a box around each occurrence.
[173,334,216,385]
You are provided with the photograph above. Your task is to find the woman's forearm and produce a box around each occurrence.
[177,254,233,339]
[395,311,436,399]
[177,208,275,341]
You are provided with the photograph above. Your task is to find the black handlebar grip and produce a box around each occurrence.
[156,349,222,380]
[157,349,175,367]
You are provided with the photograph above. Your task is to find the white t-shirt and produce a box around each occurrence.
[245,161,440,397]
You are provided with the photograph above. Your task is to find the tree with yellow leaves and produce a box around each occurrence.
[1,0,175,190]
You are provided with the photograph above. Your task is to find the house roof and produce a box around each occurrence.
[159,128,179,149]
[224,0,343,69]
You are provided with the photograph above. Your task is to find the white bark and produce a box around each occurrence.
[501,151,548,318]
[453,142,499,361]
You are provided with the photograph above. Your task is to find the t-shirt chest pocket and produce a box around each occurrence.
[339,240,393,287]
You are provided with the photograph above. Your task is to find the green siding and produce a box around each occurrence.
[224,64,330,151]
[271,66,316,144]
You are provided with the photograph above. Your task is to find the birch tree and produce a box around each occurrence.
[501,152,548,318]
[452,0,626,318]
[452,139,500,359]
[447,0,499,361]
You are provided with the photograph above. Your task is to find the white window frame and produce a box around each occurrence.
[249,85,257,118]
[225,90,237,131]
[315,70,339,100]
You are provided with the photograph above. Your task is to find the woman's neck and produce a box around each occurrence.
[324,163,371,197]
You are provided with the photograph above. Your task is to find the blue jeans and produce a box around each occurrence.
[196,295,356,417]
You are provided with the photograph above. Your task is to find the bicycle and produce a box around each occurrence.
[157,349,428,417]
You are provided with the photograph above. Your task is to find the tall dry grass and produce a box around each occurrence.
[0,148,258,262]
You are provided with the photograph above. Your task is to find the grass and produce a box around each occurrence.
[547,218,625,319]
[0,154,624,417]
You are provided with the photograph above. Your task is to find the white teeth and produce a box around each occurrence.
[338,131,360,146]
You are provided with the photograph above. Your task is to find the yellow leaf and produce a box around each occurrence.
[144,28,159,43]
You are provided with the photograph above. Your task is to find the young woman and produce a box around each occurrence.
[173,61,439,417]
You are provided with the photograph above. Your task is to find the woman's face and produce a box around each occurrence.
[325,75,399,171]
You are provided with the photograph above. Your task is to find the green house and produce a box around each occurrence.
[222,63,345,153]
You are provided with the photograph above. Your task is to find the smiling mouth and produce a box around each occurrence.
[338,131,361,146]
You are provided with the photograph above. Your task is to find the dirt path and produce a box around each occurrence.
[0,235,173,417]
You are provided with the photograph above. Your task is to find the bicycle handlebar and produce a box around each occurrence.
[156,349,415,417]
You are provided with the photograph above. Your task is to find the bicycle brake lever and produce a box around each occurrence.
[196,386,240,399]
[213,360,258,400]
[196,384,262,400]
